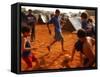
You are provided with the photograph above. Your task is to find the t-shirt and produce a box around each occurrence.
[48,16,61,32]
[27,14,36,25]
[87,23,94,32]
[81,19,87,30]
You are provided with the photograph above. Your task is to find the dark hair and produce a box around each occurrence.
[55,9,60,14]
[87,18,93,23]
[28,9,32,12]
[21,26,30,34]
[77,29,86,38]
[81,12,88,19]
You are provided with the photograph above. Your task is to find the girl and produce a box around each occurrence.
[21,26,39,70]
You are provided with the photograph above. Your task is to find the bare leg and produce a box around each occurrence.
[61,38,65,51]
[80,53,84,67]
[84,56,94,67]
[47,40,57,51]
[31,25,35,42]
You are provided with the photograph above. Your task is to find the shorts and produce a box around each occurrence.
[22,53,37,68]
[23,56,32,68]
[54,31,63,41]
[27,22,34,26]
[74,40,83,53]
[22,51,31,57]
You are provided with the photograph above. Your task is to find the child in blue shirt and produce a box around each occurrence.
[81,12,88,31]
[47,9,65,51]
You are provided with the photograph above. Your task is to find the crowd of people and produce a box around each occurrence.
[21,9,96,71]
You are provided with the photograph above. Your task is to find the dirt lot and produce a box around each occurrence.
[21,24,95,71]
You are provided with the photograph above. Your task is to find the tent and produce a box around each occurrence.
[62,17,82,32]
[38,14,49,24]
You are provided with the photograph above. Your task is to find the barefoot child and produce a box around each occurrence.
[47,9,65,51]
[71,29,95,67]
[21,26,39,70]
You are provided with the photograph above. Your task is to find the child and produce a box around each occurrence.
[47,9,65,51]
[21,26,39,70]
[81,12,88,31]
[71,29,95,67]
[86,18,95,37]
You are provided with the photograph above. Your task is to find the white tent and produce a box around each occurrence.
[38,14,49,24]
[62,17,82,32]
[69,17,82,30]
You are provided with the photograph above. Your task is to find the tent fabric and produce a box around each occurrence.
[62,17,82,32]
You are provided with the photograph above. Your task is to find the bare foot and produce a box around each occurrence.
[32,48,37,50]
[62,49,68,52]
[47,46,51,51]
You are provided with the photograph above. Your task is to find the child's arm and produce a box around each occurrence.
[24,41,37,51]
[23,40,33,51]
[47,23,51,35]
[91,38,95,46]
[23,45,32,51]
[83,42,95,67]
[47,18,54,35]
[24,47,33,50]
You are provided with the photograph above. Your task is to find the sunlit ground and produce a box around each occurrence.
[21,24,96,71]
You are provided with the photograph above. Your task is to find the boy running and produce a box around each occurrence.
[47,9,65,51]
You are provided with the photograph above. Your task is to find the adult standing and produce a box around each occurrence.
[27,9,36,42]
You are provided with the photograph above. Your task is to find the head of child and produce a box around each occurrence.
[55,9,60,16]
[28,9,32,15]
[81,12,88,20]
[22,27,30,37]
[87,18,93,24]
[77,29,87,42]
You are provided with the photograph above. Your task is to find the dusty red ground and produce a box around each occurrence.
[21,24,95,71]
